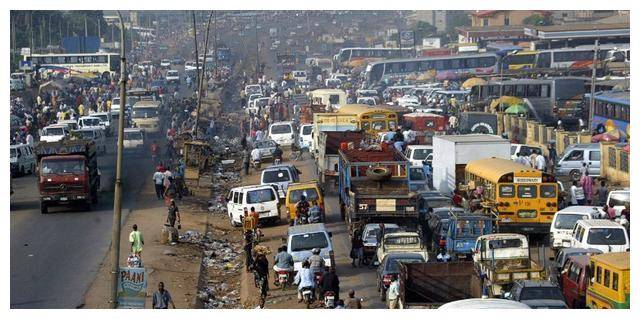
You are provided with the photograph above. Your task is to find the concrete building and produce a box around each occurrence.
[550,10,626,24]
[470,10,549,27]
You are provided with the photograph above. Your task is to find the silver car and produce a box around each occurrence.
[254,139,278,160]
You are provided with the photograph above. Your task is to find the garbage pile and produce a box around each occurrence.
[198,280,239,309]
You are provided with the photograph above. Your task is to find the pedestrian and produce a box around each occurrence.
[253,253,269,306]
[129,224,144,257]
[534,150,546,171]
[166,199,180,228]
[387,274,400,309]
[580,172,594,205]
[350,232,364,268]
[321,267,340,301]
[595,180,608,206]
[242,149,251,176]
[548,143,557,173]
[345,290,362,309]
[570,180,585,206]
[580,162,589,176]
[244,231,254,272]
[152,282,176,309]
[606,203,617,220]
[153,168,165,200]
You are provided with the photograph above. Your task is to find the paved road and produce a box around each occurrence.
[10,137,152,308]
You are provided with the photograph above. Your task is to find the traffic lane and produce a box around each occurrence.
[10,141,151,308]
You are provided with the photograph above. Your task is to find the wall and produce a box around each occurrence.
[471,10,535,27]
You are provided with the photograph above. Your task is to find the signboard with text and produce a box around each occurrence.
[117,267,147,309]
[400,31,415,46]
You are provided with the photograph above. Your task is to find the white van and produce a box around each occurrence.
[510,144,543,160]
[40,124,70,142]
[570,219,629,253]
[292,70,307,83]
[92,112,113,136]
[74,128,107,154]
[550,206,604,249]
[123,128,145,152]
[268,121,296,148]
[78,116,106,131]
[404,145,433,167]
[10,144,36,176]
[226,185,280,227]
[298,124,313,149]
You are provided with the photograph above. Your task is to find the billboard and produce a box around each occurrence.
[117,267,147,309]
[400,31,415,46]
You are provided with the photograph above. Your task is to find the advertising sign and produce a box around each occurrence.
[400,31,415,46]
[117,267,147,309]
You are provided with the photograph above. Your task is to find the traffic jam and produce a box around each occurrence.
[9,9,630,310]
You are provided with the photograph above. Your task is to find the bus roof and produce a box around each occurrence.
[586,90,629,106]
[337,104,392,115]
[590,252,630,270]
[466,157,541,183]
[368,52,497,66]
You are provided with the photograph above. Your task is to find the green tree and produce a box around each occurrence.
[523,14,552,26]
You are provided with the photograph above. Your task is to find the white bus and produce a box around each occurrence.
[24,52,120,77]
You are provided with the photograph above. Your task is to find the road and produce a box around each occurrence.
[10,137,152,308]
[10,70,192,309]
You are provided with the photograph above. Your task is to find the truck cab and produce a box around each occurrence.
[446,213,494,260]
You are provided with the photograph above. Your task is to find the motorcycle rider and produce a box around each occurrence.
[308,201,322,223]
[273,245,294,285]
[272,144,283,164]
[321,267,340,303]
[295,195,310,225]
[308,248,326,274]
[252,252,269,307]
[294,260,315,302]
[250,146,262,168]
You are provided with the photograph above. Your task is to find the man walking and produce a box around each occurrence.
[129,224,144,257]
[387,274,400,309]
[166,199,180,228]
[153,168,165,200]
[152,282,176,309]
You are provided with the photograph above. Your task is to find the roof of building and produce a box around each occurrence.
[471,10,550,18]
[456,25,526,37]
[524,23,629,39]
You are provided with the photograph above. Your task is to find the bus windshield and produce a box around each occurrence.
[132,108,159,119]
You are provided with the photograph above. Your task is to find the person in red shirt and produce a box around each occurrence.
[452,190,463,207]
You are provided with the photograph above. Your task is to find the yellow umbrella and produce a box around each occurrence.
[489,96,523,111]
[417,70,436,81]
[461,77,487,89]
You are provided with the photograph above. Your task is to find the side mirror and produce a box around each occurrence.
[503,292,512,299]
[328,232,332,238]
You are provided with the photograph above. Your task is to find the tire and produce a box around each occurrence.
[40,202,48,214]
[569,169,581,181]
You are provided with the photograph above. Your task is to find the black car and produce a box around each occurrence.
[376,252,425,302]
[505,280,568,309]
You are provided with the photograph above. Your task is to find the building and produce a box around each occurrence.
[551,10,626,24]
[470,10,549,27]
[456,25,527,46]
[524,22,629,49]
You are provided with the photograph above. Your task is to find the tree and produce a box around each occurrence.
[523,14,552,26]
[414,20,437,41]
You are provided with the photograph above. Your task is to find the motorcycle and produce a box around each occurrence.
[301,286,314,309]
[252,158,261,171]
[323,291,336,309]
[275,270,290,290]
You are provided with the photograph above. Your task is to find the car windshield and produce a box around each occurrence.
[246,189,276,204]
[410,168,426,181]
[82,118,101,126]
[519,287,564,301]
[425,198,453,209]
[45,128,64,136]
[587,228,627,245]
[455,219,490,238]
[263,169,291,183]
[365,226,400,239]
[132,108,158,118]
[386,256,424,272]
[302,126,312,135]
[290,232,328,252]
[489,238,523,249]
[167,71,178,76]
[554,214,588,230]
[609,192,630,206]
[271,124,292,134]
[289,188,319,203]
[385,235,419,246]
[413,148,432,160]
[41,159,84,174]
[124,131,143,140]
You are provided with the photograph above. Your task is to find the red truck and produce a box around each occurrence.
[35,139,100,214]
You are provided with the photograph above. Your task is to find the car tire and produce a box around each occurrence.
[40,202,48,214]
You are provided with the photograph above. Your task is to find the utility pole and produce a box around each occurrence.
[255,14,259,82]
[98,12,101,40]
[48,14,51,47]
[588,39,599,131]
[110,9,127,309]
[84,14,88,37]
[195,11,214,140]
[192,11,200,96]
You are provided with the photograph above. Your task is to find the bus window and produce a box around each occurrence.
[450,59,462,69]
[499,184,515,198]
[604,269,611,288]
[526,84,541,97]
[537,52,551,68]
[515,85,526,97]
[465,57,478,68]
[372,121,386,131]
[541,84,550,98]
[361,121,371,131]
[503,85,515,96]
[517,185,537,198]
[540,185,556,198]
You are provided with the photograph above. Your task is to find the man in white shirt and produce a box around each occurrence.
[153,169,165,200]
[26,133,34,146]
[251,147,262,163]
[255,129,264,142]
[534,150,546,171]
[387,274,400,309]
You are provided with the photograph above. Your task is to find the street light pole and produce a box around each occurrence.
[110,10,127,309]
[587,39,599,131]
[195,11,214,139]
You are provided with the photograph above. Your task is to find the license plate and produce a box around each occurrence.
[523,227,534,232]
[60,197,68,201]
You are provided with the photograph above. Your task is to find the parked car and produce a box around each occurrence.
[555,143,601,180]
[10,144,36,176]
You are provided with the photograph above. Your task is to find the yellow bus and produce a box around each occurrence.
[465,157,558,234]
[337,104,398,134]
[586,252,630,309]
[505,51,538,70]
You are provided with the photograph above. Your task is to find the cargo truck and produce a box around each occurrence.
[35,139,100,214]
[432,134,510,195]
[316,131,364,192]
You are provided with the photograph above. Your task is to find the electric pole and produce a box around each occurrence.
[192,11,200,95]
[255,14,259,82]
[84,13,88,37]
[588,39,599,131]
[110,10,127,309]
[195,11,214,140]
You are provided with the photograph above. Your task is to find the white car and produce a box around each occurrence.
[292,70,307,83]
[570,219,629,253]
[74,128,107,154]
[78,116,106,131]
[357,97,377,106]
[298,124,313,149]
[91,112,113,136]
[10,144,36,176]
[123,128,145,153]
[245,84,263,96]
[549,206,603,249]
[226,185,280,226]
[184,61,197,71]
[166,70,180,84]
[268,121,296,148]
[40,124,70,142]
[160,59,171,68]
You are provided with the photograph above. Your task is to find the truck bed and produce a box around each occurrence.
[399,262,482,307]
[351,179,409,196]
